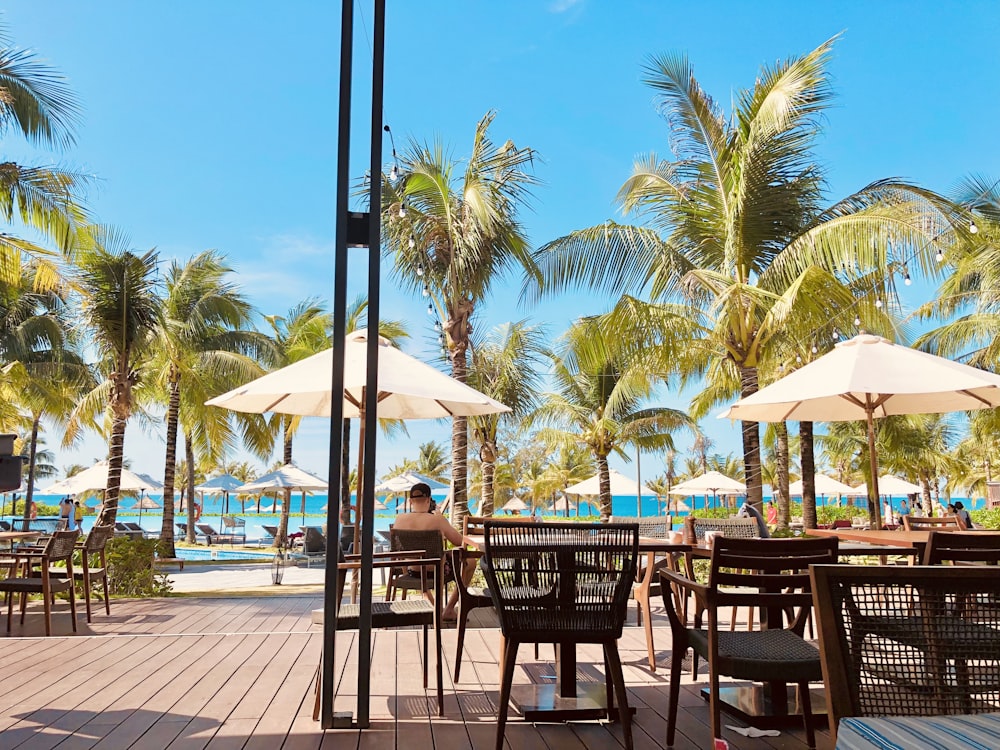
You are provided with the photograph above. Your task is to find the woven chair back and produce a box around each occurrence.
[303,526,326,554]
[685,516,759,544]
[84,523,115,552]
[902,514,964,531]
[811,564,1000,729]
[707,537,838,632]
[390,528,444,559]
[463,515,536,536]
[923,531,1000,565]
[482,521,639,642]
[611,516,670,538]
[45,529,80,562]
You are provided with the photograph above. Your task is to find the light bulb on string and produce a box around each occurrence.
[970,219,979,235]
[416,264,424,277]
[935,249,944,262]
[408,234,415,249]
[389,165,398,183]
[811,344,818,354]
[875,298,883,309]
[433,320,440,331]
[422,285,430,297]
[796,355,802,363]
[854,315,861,326]
[904,268,912,286]
[833,329,840,341]
[398,202,406,218]
[426,303,433,315]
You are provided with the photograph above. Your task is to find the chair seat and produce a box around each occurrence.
[688,628,823,682]
[0,576,74,593]
[337,599,434,630]
[503,608,627,641]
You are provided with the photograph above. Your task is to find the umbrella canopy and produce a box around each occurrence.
[373,471,448,494]
[547,497,578,513]
[499,497,529,513]
[135,473,164,492]
[722,334,1000,525]
[44,461,160,495]
[661,496,690,513]
[669,471,747,495]
[132,497,161,510]
[235,464,328,494]
[787,473,861,497]
[852,475,923,497]
[564,469,653,497]
[206,329,511,419]
[195,473,243,494]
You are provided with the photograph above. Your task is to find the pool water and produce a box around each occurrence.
[174,547,272,562]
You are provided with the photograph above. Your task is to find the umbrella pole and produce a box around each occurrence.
[867,407,882,527]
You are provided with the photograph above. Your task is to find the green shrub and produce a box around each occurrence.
[106,537,172,597]
[970,508,1000,529]
[689,507,735,519]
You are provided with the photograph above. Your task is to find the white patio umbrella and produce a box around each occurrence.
[236,464,328,523]
[669,471,746,508]
[195,473,244,515]
[564,469,653,497]
[499,497,529,514]
[373,471,448,512]
[44,461,160,495]
[547,496,578,515]
[722,334,1000,526]
[851,474,923,497]
[787,473,862,506]
[206,329,509,542]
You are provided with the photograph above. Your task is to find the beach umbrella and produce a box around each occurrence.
[132,495,161,524]
[851,475,923,497]
[44,461,160,495]
[236,464,327,523]
[669,471,747,508]
[547,496,577,515]
[195,473,244,516]
[206,329,509,545]
[722,334,1000,526]
[787,473,863,507]
[499,497,529,514]
[564,469,653,497]
[374,471,448,512]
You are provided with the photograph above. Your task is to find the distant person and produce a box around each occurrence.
[953,501,974,529]
[766,501,778,526]
[74,500,84,530]
[911,502,924,518]
[899,499,910,518]
[59,495,74,530]
[883,500,894,526]
[393,482,475,621]
[28,499,37,520]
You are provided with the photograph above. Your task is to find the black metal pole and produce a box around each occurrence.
[321,0,354,729]
[357,0,386,729]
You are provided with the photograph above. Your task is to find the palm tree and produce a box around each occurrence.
[382,110,539,530]
[67,228,162,525]
[151,251,273,553]
[0,27,89,284]
[527,319,692,520]
[467,321,548,515]
[528,38,964,512]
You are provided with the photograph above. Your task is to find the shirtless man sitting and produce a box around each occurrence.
[392,483,474,621]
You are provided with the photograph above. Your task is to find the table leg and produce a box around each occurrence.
[556,642,576,698]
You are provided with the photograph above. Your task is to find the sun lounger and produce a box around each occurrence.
[114,522,143,540]
[290,527,326,567]
[196,523,228,545]
[220,516,246,546]
[260,524,278,546]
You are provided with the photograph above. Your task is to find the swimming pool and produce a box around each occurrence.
[175,547,272,562]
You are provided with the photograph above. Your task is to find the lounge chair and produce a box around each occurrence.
[122,521,150,539]
[291,527,326,567]
[196,523,226,545]
[220,516,246,545]
[176,522,188,537]
[114,522,143,540]
[261,524,278,546]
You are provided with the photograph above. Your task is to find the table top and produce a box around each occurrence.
[807,527,995,547]
[0,531,41,542]
[465,534,689,553]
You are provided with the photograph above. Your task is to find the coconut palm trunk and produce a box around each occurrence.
[739,366,764,510]
[99,410,128,527]
[185,433,196,542]
[276,418,293,546]
[800,421,817,529]
[160,375,181,555]
[479,440,497,516]
[448,329,471,530]
[775,422,790,531]
[597,453,612,521]
[21,417,40,532]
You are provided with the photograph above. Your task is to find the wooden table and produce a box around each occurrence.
[0,530,41,547]
[467,533,690,721]
[807,526,996,558]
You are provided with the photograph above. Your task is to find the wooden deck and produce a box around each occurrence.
[0,595,834,749]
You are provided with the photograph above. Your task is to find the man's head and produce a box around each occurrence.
[409,483,432,509]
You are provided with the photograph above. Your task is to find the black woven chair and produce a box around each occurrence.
[76,523,114,622]
[922,530,1000,565]
[0,529,80,636]
[611,515,679,671]
[385,529,447,603]
[810,564,1000,745]
[483,520,639,750]
[312,545,443,723]
[660,536,838,749]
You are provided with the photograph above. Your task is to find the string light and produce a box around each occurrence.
[935,249,944,262]
[416,264,424,277]
[398,202,406,218]
[854,315,861,326]
[422,285,430,297]
[811,344,818,354]
[426,303,433,315]
[384,124,400,184]
[875,298,883,309]
[904,266,912,286]
[970,218,979,235]
[408,234,415,249]
[833,329,840,341]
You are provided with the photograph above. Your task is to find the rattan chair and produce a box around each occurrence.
[922,530,1000,565]
[313,546,444,723]
[76,523,114,622]
[810,564,1000,745]
[385,529,447,603]
[483,520,639,750]
[611,515,678,670]
[0,529,79,636]
[902,514,965,531]
[660,536,839,749]
[683,516,762,629]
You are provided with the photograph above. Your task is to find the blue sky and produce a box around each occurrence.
[6,1,1000,484]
